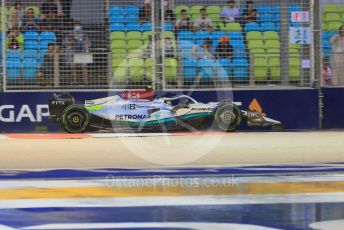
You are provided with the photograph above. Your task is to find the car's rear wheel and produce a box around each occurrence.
[59,105,90,133]
[214,103,242,132]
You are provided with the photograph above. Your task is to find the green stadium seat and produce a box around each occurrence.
[127,40,143,51]
[111,32,126,41]
[164,58,177,82]
[266,48,280,58]
[220,22,242,32]
[289,43,301,50]
[128,58,144,81]
[143,31,153,41]
[265,40,280,49]
[190,5,204,15]
[175,5,189,18]
[246,31,262,41]
[324,13,341,23]
[250,48,266,58]
[113,59,128,82]
[339,5,344,14]
[263,31,279,41]
[289,58,301,80]
[269,57,280,80]
[111,40,127,50]
[208,13,221,23]
[327,22,343,31]
[207,6,221,14]
[289,48,299,57]
[323,4,340,14]
[127,31,142,41]
[145,58,154,81]
[248,40,264,50]
[163,31,175,40]
[192,13,200,20]
[253,57,268,81]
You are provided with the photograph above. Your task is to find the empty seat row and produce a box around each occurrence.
[110,23,174,32]
[113,57,177,82]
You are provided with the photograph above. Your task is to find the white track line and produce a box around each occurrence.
[1,174,344,189]
[1,193,344,209]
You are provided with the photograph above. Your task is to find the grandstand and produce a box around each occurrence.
[0,0,337,90]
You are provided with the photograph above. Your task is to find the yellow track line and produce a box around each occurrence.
[1,181,344,200]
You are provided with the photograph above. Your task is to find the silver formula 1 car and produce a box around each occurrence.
[48,93,281,133]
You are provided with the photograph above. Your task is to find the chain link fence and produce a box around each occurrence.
[320,0,344,86]
[0,0,316,91]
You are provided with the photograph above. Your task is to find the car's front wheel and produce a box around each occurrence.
[59,105,90,133]
[214,103,242,132]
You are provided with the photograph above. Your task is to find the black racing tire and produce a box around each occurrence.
[59,105,90,133]
[214,103,242,132]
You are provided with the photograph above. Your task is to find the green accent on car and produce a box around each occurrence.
[87,105,105,112]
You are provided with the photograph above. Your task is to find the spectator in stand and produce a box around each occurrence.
[22,8,41,32]
[322,58,332,86]
[8,1,24,30]
[163,0,175,22]
[165,37,175,58]
[192,38,213,60]
[64,22,90,85]
[215,36,233,60]
[41,0,62,20]
[220,0,240,23]
[175,9,193,31]
[7,29,23,50]
[330,25,344,86]
[242,1,258,24]
[37,43,57,86]
[194,8,213,32]
[139,0,151,24]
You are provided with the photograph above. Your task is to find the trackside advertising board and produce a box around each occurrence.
[322,87,344,129]
[0,89,319,132]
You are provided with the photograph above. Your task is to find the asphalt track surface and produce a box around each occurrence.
[1,131,344,229]
[0,131,343,170]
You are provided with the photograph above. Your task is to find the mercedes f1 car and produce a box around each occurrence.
[48,93,282,133]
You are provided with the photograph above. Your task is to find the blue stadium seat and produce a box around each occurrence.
[183,58,198,81]
[232,48,247,59]
[110,15,125,24]
[232,58,248,79]
[179,41,194,59]
[230,40,245,48]
[124,15,139,23]
[195,31,211,44]
[23,50,38,59]
[164,23,174,31]
[323,32,336,40]
[40,31,56,42]
[141,23,152,32]
[216,58,231,79]
[24,31,39,41]
[212,31,226,41]
[40,40,51,52]
[7,50,21,60]
[110,23,125,31]
[260,22,277,32]
[244,22,260,32]
[126,23,142,31]
[228,32,244,41]
[24,40,39,51]
[198,57,215,81]
[257,5,270,14]
[270,5,280,14]
[6,59,22,78]
[178,31,194,41]
[289,4,301,13]
[259,13,274,22]
[22,58,38,79]
[125,5,140,15]
[109,6,123,16]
